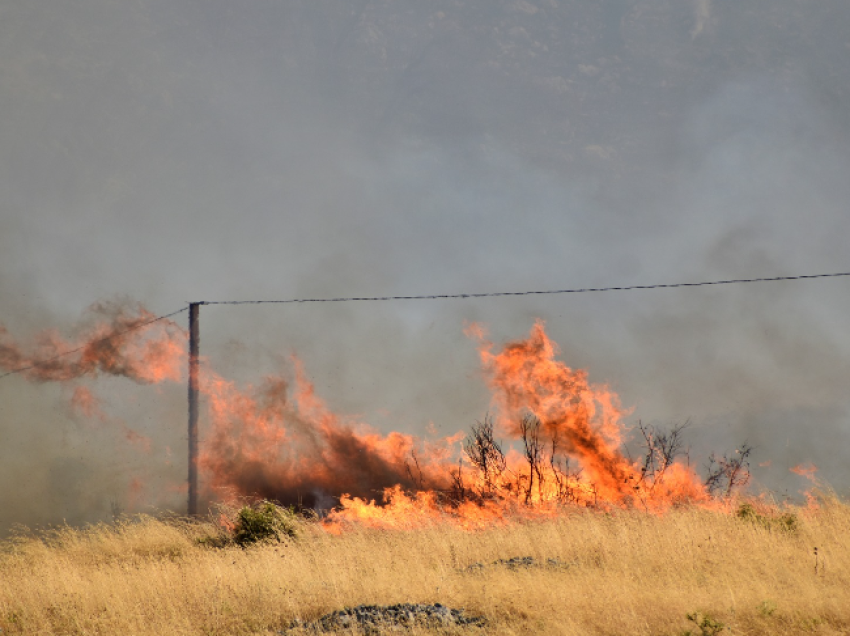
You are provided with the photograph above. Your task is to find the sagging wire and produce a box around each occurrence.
[2,270,850,380]
[0,306,190,380]
[201,271,850,305]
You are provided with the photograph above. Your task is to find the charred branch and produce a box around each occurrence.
[519,413,545,504]
[463,414,506,497]
[635,420,690,492]
[705,443,752,497]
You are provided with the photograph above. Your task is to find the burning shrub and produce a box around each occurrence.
[463,414,507,498]
[453,414,743,512]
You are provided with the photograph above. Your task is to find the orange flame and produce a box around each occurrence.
[322,322,712,529]
[0,302,184,511]
[198,360,459,510]
[0,301,185,384]
[70,386,107,421]
[791,463,818,481]
[2,304,734,528]
[478,322,631,496]
[477,322,708,508]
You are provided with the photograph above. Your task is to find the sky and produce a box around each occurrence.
[2,0,850,530]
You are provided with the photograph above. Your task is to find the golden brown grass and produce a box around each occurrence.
[1,496,849,635]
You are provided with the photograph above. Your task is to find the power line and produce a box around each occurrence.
[0,306,189,380]
[199,271,850,306]
[3,270,849,381]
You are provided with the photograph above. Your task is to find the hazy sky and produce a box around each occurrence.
[2,0,850,530]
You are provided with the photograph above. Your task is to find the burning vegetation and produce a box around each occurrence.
[0,303,765,531]
[319,322,751,531]
[198,319,757,532]
[4,302,846,636]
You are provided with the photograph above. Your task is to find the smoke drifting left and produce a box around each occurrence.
[0,301,185,385]
[0,300,190,532]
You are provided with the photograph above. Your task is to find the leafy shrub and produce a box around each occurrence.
[736,503,798,533]
[682,612,725,636]
[197,501,299,548]
[232,501,299,547]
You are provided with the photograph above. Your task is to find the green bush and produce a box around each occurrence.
[682,612,725,636]
[232,501,299,547]
[196,501,300,548]
[736,503,798,533]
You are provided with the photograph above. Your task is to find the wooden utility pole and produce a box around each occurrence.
[188,302,201,516]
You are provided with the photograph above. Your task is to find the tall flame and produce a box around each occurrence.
[1,304,718,527]
[478,321,634,500]
[326,322,711,529]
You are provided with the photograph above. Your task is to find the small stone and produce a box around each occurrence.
[287,602,485,633]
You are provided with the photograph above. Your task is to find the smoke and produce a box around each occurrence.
[0,301,184,384]
[0,302,188,530]
[692,0,712,39]
[199,367,458,509]
[3,0,850,532]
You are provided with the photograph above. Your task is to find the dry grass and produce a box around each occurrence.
[1,496,849,635]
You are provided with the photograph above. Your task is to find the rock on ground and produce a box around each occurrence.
[286,603,486,634]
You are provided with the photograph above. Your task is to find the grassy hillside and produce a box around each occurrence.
[1,496,848,635]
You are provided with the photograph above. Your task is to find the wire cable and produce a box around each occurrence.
[199,271,850,306]
[3,270,849,380]
[0,306,190,380]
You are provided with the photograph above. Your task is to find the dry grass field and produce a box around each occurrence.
[1,496,849,636]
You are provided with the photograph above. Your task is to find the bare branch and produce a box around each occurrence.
[464,414,506,497]
[705,443,753,497]
[636,420,690,492]
[519,414,545,504]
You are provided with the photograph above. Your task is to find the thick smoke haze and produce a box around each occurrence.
[2,1,850,531]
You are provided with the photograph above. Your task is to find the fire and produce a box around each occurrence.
[0,301,186,511]
[198,362,458,510]
[477,322,710,508]
[477,321,634,500]
[324,321,712,528]
[791,463,819,481]
[2,303,735,528]
[323,485,548,534]
[0,301,185,384]
[70,386,107,421]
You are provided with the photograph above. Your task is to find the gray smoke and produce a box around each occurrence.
[2,0,850,532]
